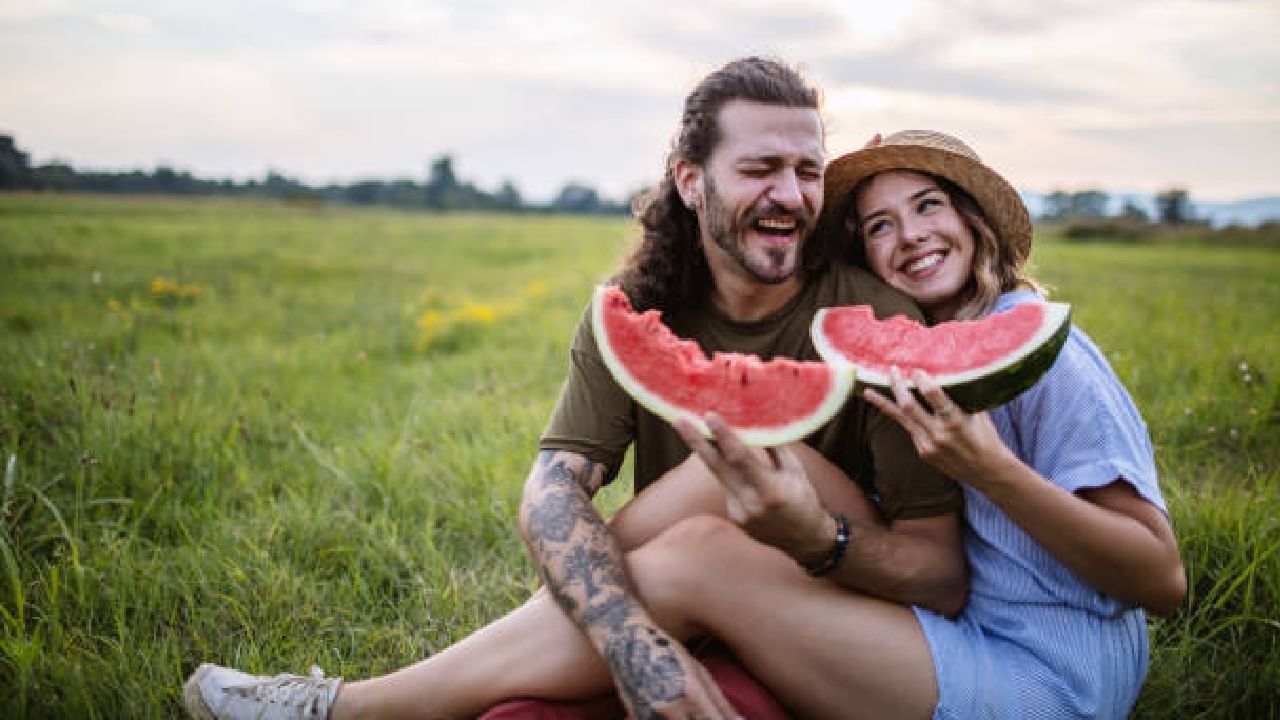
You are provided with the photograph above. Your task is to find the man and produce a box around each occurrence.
[184,57,965,720]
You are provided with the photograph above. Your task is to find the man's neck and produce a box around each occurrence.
[708,270,804,324]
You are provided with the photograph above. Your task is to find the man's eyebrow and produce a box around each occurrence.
[736,154,823,167]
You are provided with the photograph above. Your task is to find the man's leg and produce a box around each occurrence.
[627,515,938,720]
[330,590,614,719]
[190,448,875,719]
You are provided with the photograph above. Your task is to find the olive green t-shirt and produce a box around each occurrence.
[539,263,962,521]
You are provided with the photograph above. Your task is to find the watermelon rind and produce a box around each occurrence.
[592,285,855,447]
[811,302,1072,413]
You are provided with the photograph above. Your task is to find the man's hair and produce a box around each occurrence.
[616,57,825,314]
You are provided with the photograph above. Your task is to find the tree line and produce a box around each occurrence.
[0,135,632,215]
[0,134,1205,224]
[1040,188,1198,225]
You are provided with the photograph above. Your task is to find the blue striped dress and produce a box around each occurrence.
[913,290,1168,719]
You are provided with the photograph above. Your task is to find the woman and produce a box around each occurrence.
[809,129,1187,717]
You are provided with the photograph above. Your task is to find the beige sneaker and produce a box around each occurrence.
[183,663,341,720]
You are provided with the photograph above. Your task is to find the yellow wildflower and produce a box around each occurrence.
[458,301,498,325]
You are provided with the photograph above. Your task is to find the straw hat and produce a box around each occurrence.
[820,130,1033,267]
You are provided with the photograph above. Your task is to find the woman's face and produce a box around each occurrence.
[854,170,975,322]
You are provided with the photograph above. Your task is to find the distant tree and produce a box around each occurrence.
[1070,190,1109,218]
[424,155,459,209]
[494,180,522,211]
[1155,187,1193,225]
[0,135,34,189]
[553,182,601,213]
[1119,199,1150,223]
[1042,190,1072,221]
[1041,189,1109,221]
[33,162,78,191]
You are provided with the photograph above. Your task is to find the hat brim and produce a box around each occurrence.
[819,145,1033,265]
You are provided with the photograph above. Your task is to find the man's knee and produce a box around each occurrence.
[650,513,743,556]
[625,516,746,606]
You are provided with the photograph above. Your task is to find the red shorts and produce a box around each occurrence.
[477,650,787,719]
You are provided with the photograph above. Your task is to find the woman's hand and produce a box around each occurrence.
[863,367,1014,488]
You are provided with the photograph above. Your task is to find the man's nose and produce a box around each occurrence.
[768,169,804,210]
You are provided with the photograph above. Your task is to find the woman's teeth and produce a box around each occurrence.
[906,252,943,273]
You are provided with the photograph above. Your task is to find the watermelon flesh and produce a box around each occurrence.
[811,302,1071,412]
[592,286,854,447]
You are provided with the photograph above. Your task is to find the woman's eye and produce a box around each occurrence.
[864,220,890,237]
[918,197,943,213]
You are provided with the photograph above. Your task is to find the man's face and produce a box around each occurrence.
[678,100,825,286]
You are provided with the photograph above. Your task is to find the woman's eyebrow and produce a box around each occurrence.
[855,185,944,223]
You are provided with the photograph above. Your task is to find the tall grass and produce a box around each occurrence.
[1,194,1276,717]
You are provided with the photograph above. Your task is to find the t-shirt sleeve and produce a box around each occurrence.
[1002,328,1166,514]
[865,405,965,521]
[538,302,636,482]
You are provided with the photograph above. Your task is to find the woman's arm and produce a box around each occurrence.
[970,451,1186,616]
[865,368,1186,617]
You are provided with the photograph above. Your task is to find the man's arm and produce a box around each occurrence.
[804,479,967,616]
[518,449,734,719]
[677,415,968,617]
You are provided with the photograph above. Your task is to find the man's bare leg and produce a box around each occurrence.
[628,515,938,720]
[332,590,612,719]
[321,449,877,718]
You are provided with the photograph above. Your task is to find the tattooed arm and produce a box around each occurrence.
[519,450,735,719]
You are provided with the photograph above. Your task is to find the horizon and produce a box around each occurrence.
[2,0,1277,203]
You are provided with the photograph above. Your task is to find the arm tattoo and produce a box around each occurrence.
[604,625,686,719]
[521,451,687,712]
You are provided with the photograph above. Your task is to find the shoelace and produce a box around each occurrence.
[228,666,332,712]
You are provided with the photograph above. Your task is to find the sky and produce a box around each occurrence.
[2,0,1278,202]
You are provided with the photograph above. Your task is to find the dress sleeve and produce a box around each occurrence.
[1000,328,1167,514]
[538,301,637,483]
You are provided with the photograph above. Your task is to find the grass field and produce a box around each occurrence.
[1,193,1277,718]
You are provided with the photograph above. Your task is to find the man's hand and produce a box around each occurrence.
[673,414,835,568]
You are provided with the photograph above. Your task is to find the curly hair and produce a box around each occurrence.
[615,57,826,314]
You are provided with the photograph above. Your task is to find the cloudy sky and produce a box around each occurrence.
[2,0,1277,201]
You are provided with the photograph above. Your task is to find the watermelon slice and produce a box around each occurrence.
[811,302,1071,412]
[592,286,855,447]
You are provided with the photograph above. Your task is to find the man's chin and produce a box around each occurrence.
[745,263,799,285]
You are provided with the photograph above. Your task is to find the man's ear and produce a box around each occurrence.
[673,159,702,210]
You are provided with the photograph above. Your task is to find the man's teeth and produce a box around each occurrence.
[906,253,943,273]
[756,218,796,231]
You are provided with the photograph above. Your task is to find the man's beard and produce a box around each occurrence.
[702,175,809,285]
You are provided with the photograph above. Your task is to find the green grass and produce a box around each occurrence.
[1,193,1277,718]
